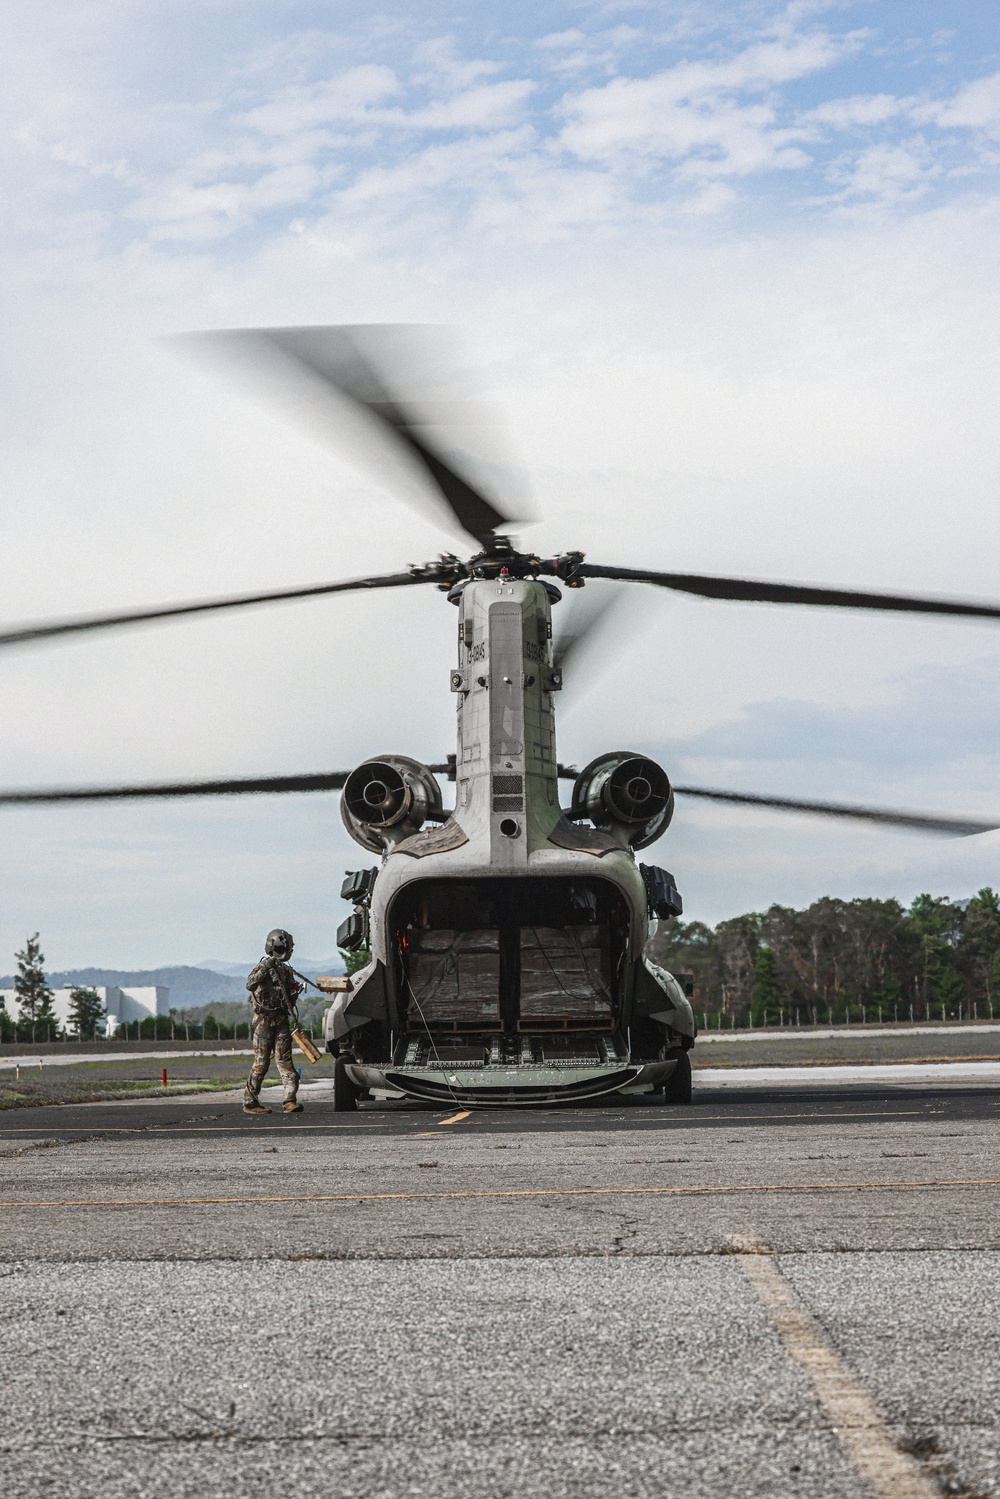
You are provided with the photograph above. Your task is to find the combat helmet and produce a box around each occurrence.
[265,928,294,959]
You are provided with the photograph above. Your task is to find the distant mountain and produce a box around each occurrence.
[197,957,346,979]
[0,966,245,1010]
[0,956,349,1008]
[197,960,259,978]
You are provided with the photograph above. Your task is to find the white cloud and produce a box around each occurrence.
[830,140,938,202]
[555,29,852,186]
[330,127,537,211]
[238,64,401,136]
[111,66,536,244]
[7,14,1000,258]
[804,92,907,129]
[679,179,740,214]
[391,79,535,132]
[534,24,644,77]
[538,30,588,50]
[130,162,327,240]
[926,70,1000,135]
[412,35,503,90]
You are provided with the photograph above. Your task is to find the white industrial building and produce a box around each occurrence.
[0,985,170,1034]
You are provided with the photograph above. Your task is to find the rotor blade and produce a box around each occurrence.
[554,763,990,835]
[551,585,625,679]
[672,785,998,837]
[0,570,426,650]
[579,565,1000,622]
[0,772,353,805]
[0,760,461,807]
[180,326,521,549]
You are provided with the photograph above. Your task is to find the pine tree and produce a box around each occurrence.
[908,894,965,1019]
[750,945,779,1026]
[68,987,106,1040]
[991,951,1000,1017]
[960,888,1000,1010]
[340,946,372,977]
[14,933,55,1031]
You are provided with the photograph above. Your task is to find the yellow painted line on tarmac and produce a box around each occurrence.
[2,1176,999,1209]
[436,1111,472,1125]
[733,1238,939,1498]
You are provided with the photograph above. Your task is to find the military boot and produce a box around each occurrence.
[243,1099,271,1114]
[283,1098,304,1114]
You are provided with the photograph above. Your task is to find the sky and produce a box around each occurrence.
[2,0,1000,967]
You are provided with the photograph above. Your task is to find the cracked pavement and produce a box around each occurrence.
[1,1082,998,1497]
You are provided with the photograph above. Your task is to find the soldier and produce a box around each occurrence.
[244,928,304,1115]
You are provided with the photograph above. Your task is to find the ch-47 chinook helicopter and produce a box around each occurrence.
[3,325,1000,1109]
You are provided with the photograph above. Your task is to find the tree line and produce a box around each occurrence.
[654,890,1000,1027]
[0,933,352,1043]
[0,932,247,1043]
[0,933,106,1042]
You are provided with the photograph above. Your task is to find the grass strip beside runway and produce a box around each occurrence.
[0,1053,336,1110]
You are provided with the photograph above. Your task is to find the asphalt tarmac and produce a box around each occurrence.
[2,1080,999,1499]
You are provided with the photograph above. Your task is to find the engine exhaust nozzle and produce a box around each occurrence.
[571,750,674,850]
[341,755,444,852]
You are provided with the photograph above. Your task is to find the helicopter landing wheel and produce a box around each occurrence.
[661,1051,692,1105]
[334,1055,361,1112]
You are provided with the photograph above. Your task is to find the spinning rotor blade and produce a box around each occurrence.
[0,570,426,650]
[551,585,625,680]
[0,772,352,805]
[182,325,521,549]
[553,766,993,836]
[0,763,459,808]
[671,785,997,837]
[579,565,1000,623]
[0,764,991,836]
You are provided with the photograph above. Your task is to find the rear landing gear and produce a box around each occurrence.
[334,1054,361,1112]
[660,1050,692,1105]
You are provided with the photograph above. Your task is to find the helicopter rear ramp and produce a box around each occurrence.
[353,1058,674,1106]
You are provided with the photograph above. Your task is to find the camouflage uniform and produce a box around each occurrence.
[245,955,301,1106]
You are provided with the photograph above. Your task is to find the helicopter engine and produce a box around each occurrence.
[571,751,674,850]
[340,755,444,853]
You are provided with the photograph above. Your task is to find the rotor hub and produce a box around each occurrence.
[409,546,586,591]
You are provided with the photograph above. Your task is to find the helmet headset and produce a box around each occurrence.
[265,928,294,960]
